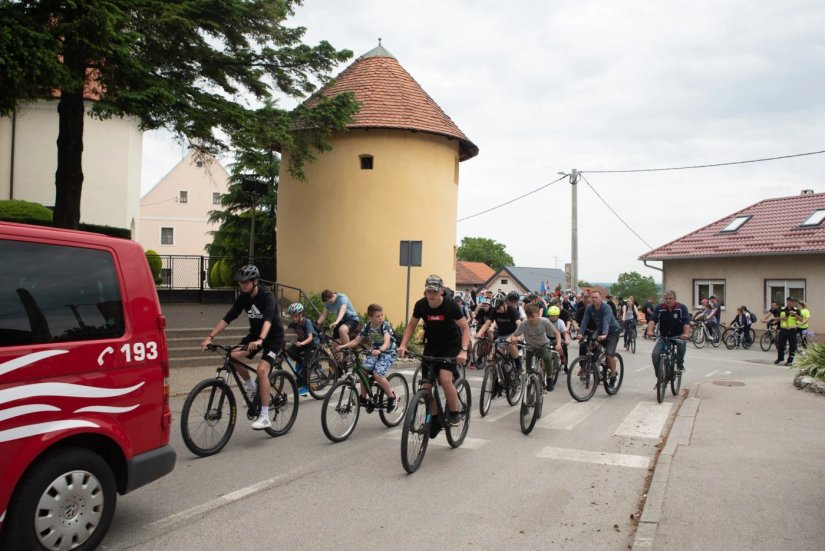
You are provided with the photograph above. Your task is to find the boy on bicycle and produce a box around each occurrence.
[510,303,563,390]
[399,275,470,435]
[201,265,284,430]
[476,293,522,372]
[336,304,399,412]
[286,302,319,396]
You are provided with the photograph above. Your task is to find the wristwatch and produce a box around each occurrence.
[461,347,469,352]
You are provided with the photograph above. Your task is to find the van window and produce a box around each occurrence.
[0,240,125,347]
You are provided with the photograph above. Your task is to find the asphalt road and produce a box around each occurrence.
[99,337,788,550]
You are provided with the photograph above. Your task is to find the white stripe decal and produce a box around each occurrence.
[0,420,100,443]
[0,404,60,423]
[0,350,69,377]
[0,382,144,406]
[0,510,4,522]
[74,404,139,414]
[537,446,650,468]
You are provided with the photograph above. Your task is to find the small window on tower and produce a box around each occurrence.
[360,155,374,170]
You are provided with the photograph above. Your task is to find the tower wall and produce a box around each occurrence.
[277,128,461,325]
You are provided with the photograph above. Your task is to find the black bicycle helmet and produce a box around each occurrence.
[234,264,260,282]
[507,290,520,302]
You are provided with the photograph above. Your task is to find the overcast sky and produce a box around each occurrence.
[141,0,825,283]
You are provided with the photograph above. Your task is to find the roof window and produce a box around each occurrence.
[720,215,751,233]
[800,209,825,227]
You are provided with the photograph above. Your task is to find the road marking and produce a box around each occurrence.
[535,398,606,430]
[613,401,672,439]
[635,366,649,373]
[536,446,650,468]
[481,405,518,423]
[384,432,489,449]
[704,369,731,378]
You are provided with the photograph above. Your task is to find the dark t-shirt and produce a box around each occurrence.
[223,286,283,342]
[288,318,319,346]
[651,303,690,338]
[643,301,654,320]
[558,308,571,326]
[575,303,597,332]
[491,306,519,336]
[413,297,463,352]
[475,307,492,326]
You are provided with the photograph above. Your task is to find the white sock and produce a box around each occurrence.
[260,406,269,416]
[245,380,256,392]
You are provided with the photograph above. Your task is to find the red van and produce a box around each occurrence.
[0,222,175,550]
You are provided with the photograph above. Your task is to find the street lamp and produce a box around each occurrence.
[241,176,269,263]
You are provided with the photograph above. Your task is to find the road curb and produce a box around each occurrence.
[631,390,701,549]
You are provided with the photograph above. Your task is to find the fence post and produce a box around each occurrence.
[199,256,205,303]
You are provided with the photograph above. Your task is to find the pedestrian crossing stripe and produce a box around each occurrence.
[613,401,672,439]
[536,446,650,468]
[383,432,489,449]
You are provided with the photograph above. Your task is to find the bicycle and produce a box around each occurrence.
[321,349,409,442]
[691,321,721,349]
[723,324,753,350]
[181,343,298,457]
[277,342,337,400]
[519,343,558,435]
[567,331,624,402]
[412,352,466,390]
[623,323,638,354]
[760,321,777,351]
[478,336,524,417]
[655,337,685,403]
[400,354,471,474]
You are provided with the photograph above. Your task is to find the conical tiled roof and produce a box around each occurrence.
[307,44,478,161]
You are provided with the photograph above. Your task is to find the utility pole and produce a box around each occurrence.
[569,169,579,292]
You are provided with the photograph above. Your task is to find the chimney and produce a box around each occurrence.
[801,189,814,195]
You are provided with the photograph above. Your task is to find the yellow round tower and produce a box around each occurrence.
[277,44,478,324]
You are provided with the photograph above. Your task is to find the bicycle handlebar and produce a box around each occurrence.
[206,343,247,353]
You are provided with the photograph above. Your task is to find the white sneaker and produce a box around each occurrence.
[251,415,271,430]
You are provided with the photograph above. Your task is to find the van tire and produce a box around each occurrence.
[0,448,116,551]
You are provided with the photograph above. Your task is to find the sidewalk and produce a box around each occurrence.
[633,370,825,550]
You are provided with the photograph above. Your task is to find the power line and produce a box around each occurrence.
[457,175,567,222]
[579,173,653,249]
[582,149,825,174]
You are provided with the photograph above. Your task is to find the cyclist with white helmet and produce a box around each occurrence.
[201,265,284,430]
[286,302,319,396]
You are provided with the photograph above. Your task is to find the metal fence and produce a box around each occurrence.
[155,256,276,290]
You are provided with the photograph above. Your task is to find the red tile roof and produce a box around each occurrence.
[306,45,478,161]
[456,261,495,285]
[640,191,825,260]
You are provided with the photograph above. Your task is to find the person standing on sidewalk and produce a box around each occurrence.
[648,290,691,373]
[201,265,284,430]
[775,296,802,365]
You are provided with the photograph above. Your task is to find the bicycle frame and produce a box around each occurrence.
[345,350,395,411]
[208,344,269,415]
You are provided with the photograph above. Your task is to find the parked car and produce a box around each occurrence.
[0,222,175,551]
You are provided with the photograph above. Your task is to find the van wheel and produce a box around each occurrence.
[0,448,116,551]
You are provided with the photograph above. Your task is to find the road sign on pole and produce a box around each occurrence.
[400,241,423,322]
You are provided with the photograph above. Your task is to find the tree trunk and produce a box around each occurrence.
[53,89,85,229]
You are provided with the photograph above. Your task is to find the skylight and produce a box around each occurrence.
[721,215,751,232]
[800,209,825,227]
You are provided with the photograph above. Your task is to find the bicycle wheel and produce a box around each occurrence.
[692,327,706,349]
[567,356,598,402]
[760,331,773,351]
[411,364,422,391]
[401,389,431,474]
[479,355,495,417]
[321,379,360,443]
[670,362,682,396]
[630,329,637,354]
[505,360,524,406]
[656,356,667,403]
[379,372,410,427]
[603,353,624,395]
[550,352,561,389]
[181,379,236,457]
[748,328,756,346]
[519,373,541,435]
[710,327,722,348]
[446,379,471,448]
[265,370,299,437]
[307,355,338,400]
[724,330,737,350]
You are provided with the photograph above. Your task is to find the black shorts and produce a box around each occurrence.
[421,347,460,382]
[335,318,360,332]
[602,332,620,357]
[240,334,283,366]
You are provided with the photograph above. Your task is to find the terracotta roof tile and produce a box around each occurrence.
[307,46,478,161]
[640,192,825,260]
[456,261,495,285]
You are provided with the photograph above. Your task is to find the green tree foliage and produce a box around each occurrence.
[456,237,514,270]
[578,280,593,288]
[0,1,359,229]
[610,271,659,302]
[144,249,162,284]
[0,200,53,222]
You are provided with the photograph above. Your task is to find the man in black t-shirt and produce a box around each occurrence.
[399,274,470,431]
[201,265,285,430]
[476,293,522,372]
[648,290,691,373]
[642,298,655,338]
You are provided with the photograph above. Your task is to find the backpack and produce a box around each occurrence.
[749,311,757,323]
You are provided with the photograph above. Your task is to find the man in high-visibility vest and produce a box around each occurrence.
[798,300,811,344]
[774,296,802,365]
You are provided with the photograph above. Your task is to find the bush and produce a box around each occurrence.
[219,260,233,287]
[793,341,825,382]
[0,200,53,222]
[145,250,163,284]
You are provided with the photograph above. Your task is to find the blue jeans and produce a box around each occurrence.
[652,338,686,373]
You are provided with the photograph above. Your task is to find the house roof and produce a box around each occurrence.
[302,43,478,161]
[640,191,825,260]
[456,261,495,286]
[481,266,567,293]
